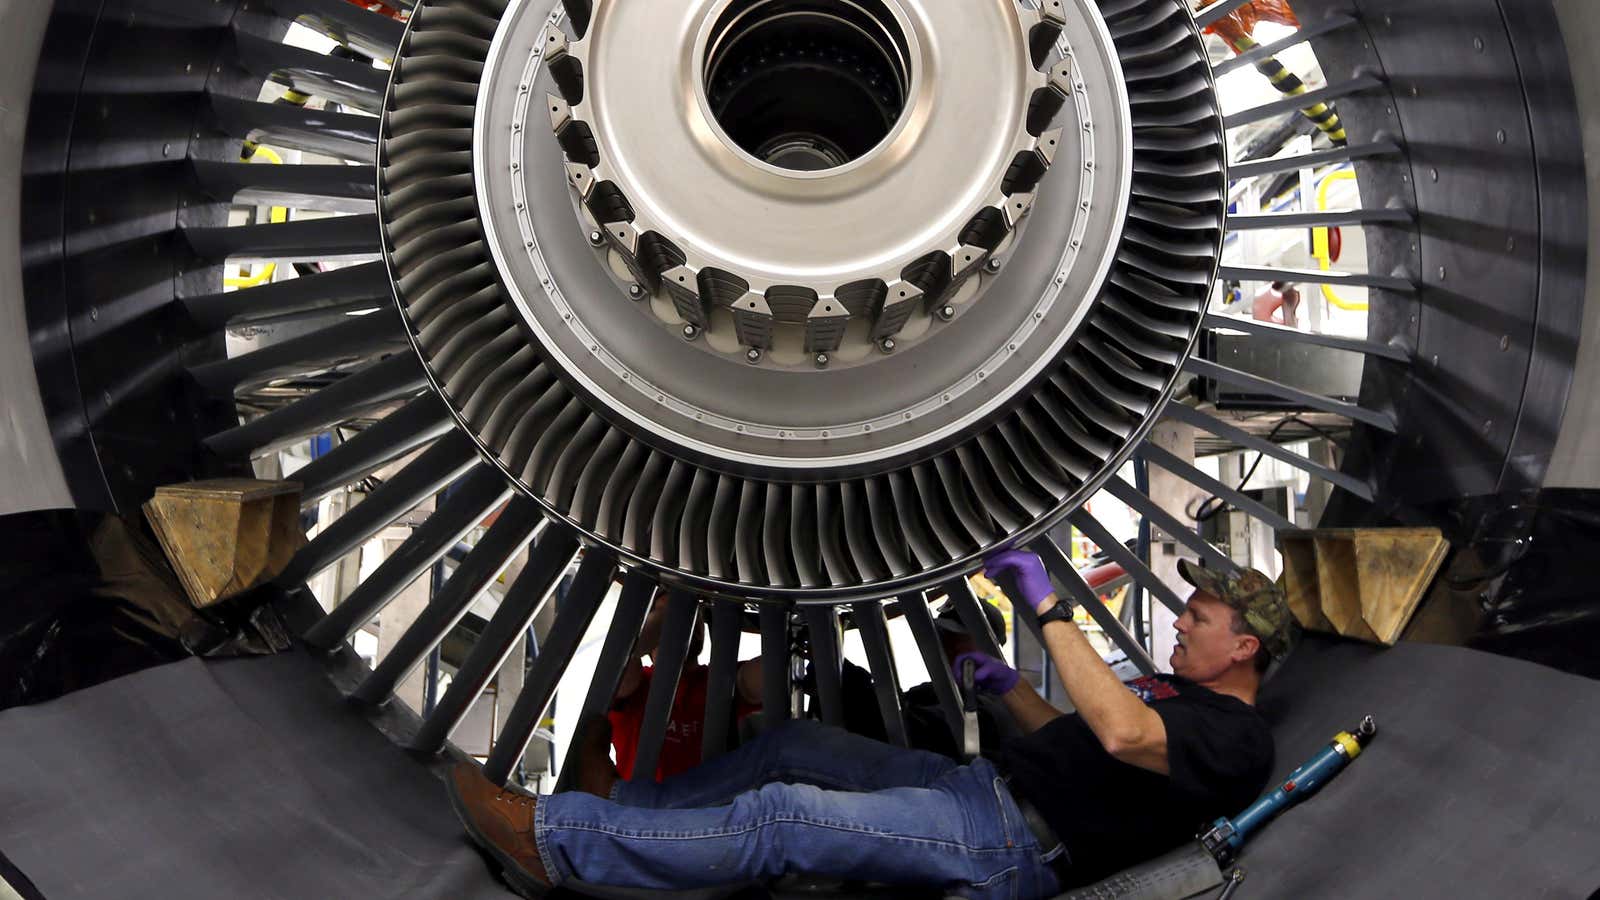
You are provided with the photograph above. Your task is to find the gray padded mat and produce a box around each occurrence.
[0,651,516,900]
[1244,635,1600,899]
[2,639,1599,899]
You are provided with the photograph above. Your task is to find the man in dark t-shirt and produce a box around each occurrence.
[953,555,1288,886]
[447,554,1294,899]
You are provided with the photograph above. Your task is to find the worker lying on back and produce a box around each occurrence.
[446,551,1293,898]
[605,588,762,782]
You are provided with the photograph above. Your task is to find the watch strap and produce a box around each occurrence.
[1035,603,1074,627]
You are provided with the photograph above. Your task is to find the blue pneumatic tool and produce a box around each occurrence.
[1200,715,1378,867]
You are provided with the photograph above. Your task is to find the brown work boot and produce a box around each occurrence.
[446,762,553,897]
[570,716,621,799]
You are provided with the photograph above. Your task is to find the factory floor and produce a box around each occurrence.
[2,636,1598,899]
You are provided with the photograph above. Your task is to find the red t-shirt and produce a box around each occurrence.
[609,664,761,782]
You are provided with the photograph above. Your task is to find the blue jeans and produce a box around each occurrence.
[534,719,1064,900]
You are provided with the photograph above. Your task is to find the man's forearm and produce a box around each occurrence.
[615,656,645,702]
[1000,678,1065,734]
[1035,596,1168,772]
[615,616,664,702]
[735,659,762,705]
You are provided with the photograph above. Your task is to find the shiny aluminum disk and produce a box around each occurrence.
[480,0,1132,470]
[382,0,1226,599]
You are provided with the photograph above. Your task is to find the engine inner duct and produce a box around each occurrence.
[3,0,1600,896]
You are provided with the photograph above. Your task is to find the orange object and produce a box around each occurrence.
[345,0,406,20]
[1082,561,1126,591]
[1198,0,1300,51]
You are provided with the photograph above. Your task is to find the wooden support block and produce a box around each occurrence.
[1275,527,1449,645]
[1278,533,1330,632]
[144,479,307,608]
[1315,535,1371,641]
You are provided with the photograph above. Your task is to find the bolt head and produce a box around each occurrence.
[879,337,897,354]
[682,324,700,340]
[985,258,1003,273]
[814,353,830,368]
[938,305,956,321]
[589,230,604,245]
[745,348,763,364]
[628,283,644,299]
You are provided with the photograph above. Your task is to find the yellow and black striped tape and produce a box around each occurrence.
[1234,35,1348,146]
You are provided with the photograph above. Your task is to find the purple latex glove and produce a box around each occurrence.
[983,549,1054,611]
[952,651,1020,695]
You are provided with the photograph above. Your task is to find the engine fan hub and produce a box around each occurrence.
[478,0,1132,470]
[384,0,1225,599]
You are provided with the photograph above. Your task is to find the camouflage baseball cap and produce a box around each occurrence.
[1177,559,1296,660]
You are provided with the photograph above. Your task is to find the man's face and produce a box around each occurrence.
[641,592,705,659]
[1170,592,1256,681]
[636,592,672,654]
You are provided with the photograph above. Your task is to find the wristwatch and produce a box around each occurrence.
[1035,602,1075,628]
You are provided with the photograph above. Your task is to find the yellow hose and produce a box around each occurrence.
[1311,170,1368,311]
[224,147,289,289]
